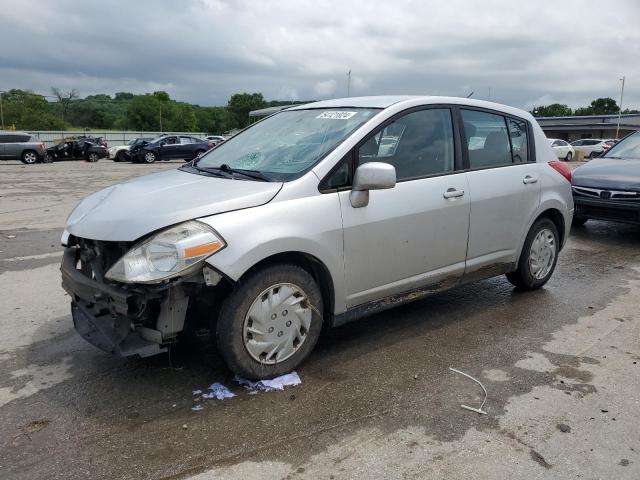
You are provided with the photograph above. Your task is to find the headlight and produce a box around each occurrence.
[105,221,225,284]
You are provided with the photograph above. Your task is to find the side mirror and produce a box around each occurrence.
[160,141,166,146]
[349,162,396,208]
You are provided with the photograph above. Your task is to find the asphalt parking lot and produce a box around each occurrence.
[0,159,639,480]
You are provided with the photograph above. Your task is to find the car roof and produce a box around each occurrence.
[286,95,533,119]
[0,130,30,135]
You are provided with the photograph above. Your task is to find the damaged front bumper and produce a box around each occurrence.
[61,246,190,357]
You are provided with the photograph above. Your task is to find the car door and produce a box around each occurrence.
[0,134,8,158]
[159,136,179,159]
[335,107,470,307]
[461,109,541,277]
[178,136,194,158]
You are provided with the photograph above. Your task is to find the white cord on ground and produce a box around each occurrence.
[449,367,488,415]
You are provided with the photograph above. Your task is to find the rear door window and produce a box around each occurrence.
[461,110,512,168]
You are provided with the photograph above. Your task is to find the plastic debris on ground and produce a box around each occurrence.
[234,371,302,393]
[191,404,204,412]
[204,383,236,400]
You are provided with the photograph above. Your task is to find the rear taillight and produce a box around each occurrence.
[549,160,572,183]
[39,143,45,151]
[207,142,214,148]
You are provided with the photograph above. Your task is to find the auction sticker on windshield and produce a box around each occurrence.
[316,111,357,120]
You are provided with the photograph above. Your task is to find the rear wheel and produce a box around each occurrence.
[143,151,157,163]
[116,151,128,162]
[21,150,38,164]
[87,152,99,162]
[506,218,559,290]
[216,264,323,379]
[565,151,573,161]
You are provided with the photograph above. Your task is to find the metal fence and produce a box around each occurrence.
[25,131,208,148]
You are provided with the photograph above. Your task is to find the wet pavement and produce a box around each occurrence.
[0,160,639,479]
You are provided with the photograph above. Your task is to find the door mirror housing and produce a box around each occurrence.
[349,162,396,208]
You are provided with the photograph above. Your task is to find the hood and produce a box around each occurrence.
[66,168,283,241]
[572,157,640,191]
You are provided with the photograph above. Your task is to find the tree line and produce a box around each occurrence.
[0,89,313,133]
[532,97,639,117]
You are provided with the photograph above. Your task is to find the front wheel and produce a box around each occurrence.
[216,264,323,379]
[87,152,99,162]
[506,218,559,290]
[116,151,128,162]
[565,151,573,161]
[143,151,157,163]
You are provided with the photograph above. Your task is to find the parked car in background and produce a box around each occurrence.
[572,131,640,226]
[46,138,108,162]
[134,135,214,163]
[0,131,47,164]
[108,137,153,162]
[60,96,573,379]
[548,138,575,161]
[205,135,226,145]
[570,139,609,159]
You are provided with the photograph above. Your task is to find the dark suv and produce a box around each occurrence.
[0,131,46,164]
[135,135,214,163]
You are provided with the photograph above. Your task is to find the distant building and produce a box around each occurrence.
[536,113,640,141]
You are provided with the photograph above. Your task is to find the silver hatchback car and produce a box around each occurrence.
[61,96,574,379]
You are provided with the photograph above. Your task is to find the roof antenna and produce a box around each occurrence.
[466,91,474,98]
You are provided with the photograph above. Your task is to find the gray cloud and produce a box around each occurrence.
[0,0,638,109]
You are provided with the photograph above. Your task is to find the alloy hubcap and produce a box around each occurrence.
[243,283,312,364]
[529,228,556,280]
[24,152,36,163]
[145,153,155,162]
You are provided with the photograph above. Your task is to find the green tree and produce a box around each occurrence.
[127,94,163,130]
[1,89,67,130]
[227,92,266,128]
[51,87,79,121]
[167,103,198,131]
[575,97,619,116]
[195,106,237,133]
[531,103,572,117]
[114,91,134,101]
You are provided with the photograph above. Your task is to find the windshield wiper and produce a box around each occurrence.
[215,164,271,181]
[182,163,232,178]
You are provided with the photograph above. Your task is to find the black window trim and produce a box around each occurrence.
[319,104,463,193]
[457,105,536,172]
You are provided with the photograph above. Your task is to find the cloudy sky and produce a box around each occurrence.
[1,0,638,110]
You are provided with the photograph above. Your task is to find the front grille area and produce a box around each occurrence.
[70,236,132,282]
[573,186,640,202]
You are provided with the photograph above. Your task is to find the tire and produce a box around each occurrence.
[116,151,128,162]
[44,153,54,163]
[21,150,38,164]
[506,218,559,290]
[565,151,573,161]
[143,151,157,164]
[87,152,99,162]
[216,264,324,379]
[572,216,588,227]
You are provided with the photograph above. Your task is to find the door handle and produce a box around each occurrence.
[523,175,539,184]
[443,188,465,199]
